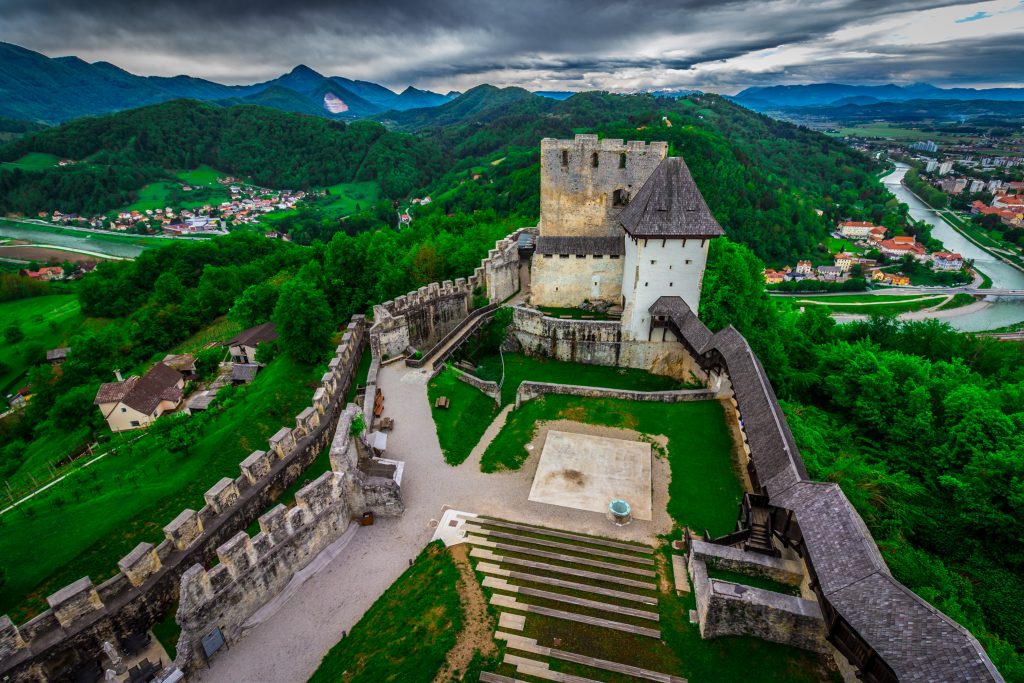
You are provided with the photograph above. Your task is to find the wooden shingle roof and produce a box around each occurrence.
[535,236,625,256]
[618,157,725,239]
[648,295,1003,682]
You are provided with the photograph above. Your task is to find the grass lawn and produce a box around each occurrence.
[308,541,462,683]
[824,236,865,254]
[175,165,226,188]
[938,293,978,311]
[0,153,60,171]
[167,317,240,355]
[320,180,380,216]
[835,123,949,141]
[0,354,324,622]
[474,352,685,406]
[480,395,743,536]
[704,565,801,597]
[345,347,373,404]
[0,294,86,396]
[774,293,954,316]
[427,369,500,466]
[122,182,178,213]
[151,602,180,660]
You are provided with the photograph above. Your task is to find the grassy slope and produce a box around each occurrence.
[0,354,323,621]
[321,180,380,216]
[308,541,462,683]
[427,369,500,466]
[0,152,60,171]
[0,294,87,395]
[480,395,742,536]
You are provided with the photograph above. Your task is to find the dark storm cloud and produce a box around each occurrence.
[0,0,1019,92]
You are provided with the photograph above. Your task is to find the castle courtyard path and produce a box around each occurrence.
[195,363,672,683]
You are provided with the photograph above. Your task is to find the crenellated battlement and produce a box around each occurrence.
[0,315,371,683]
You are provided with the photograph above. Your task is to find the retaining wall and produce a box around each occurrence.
[514,381,715,409]
[0,317,369,683]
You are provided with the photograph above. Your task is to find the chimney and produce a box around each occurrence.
[114,369,123,383]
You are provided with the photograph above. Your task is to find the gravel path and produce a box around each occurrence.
[196,363,673,683]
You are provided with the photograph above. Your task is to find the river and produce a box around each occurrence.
[881,164,1024,332]
[0,222,146,259]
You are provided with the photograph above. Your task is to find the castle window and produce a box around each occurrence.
[619,153,627,169]
[610,254,620,259]
[685,259,692,265]
[560,254,569,259]
[594,254,603,259]
[650,260,656,265]
[121,407,127,413]
[669,282,673,287]
[576,254,585,259]
[562,150,568,167]
[645,282,649,287]
[543,253,552,258]
[612,189,629,206]
[591,152,599,168]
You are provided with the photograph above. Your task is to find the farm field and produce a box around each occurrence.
[0,353,324,622]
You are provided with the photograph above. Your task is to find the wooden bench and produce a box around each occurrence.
[434,396,450,409]
[374,390,385,417]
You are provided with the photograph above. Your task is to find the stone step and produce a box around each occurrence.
[464,524,655,565]
[470,548,657,590]
[485,576,658,621]
[496,632,687,683]
[503,654,603,683]
[467,537,657,577]
[470,515,654,554]
[489,594,661,638]
[505,568,658,605]
[479,673,528,683]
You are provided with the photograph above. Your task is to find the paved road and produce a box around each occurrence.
[196,363,672,683]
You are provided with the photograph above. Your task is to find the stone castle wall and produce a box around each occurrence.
[173,405,403,673]
[688,541,827,654]
[370,231,523,358]
[539,135,667,238]
[0,318,369,683]
[509,305,705,382]
[514,381,714,409]
[529,252,624,307]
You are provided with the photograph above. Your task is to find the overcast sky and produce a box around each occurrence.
[1,0,1022,94]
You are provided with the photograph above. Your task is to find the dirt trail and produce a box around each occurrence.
[433,544,496,682]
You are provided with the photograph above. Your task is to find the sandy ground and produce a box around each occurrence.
[196,363,674,683]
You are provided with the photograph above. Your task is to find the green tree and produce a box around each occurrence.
[230,282,280,328]
[4,324,24,344]
[153,272,185,306]
[272,279,334,363]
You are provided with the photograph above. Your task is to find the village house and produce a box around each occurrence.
[225,322,278,365]
[872,271,912,286]
[838,221,876,238]
[816,265,844,281]
[931,252,964,271]
[46,348,70,365]
[20,266,64,281]
[879,235,928,261]
[833,252,857,272]
[93,363,184,432]
[795,260,813,275]
[763,269,785,284]
[867,226,887,243]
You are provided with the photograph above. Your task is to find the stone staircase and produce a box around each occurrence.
[460,515,688,683]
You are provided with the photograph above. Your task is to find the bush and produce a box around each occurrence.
[4,324,24,344]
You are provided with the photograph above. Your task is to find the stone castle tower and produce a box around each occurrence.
[530,134,723,343]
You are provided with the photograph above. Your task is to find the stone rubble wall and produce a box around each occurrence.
[688,542,827,653]
[514,381,715,409]
[369,231,524,359]
[0,317,369,683]
[173,405,403,674]
[452,367,500,403]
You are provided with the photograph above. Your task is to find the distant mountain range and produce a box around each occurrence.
[0,42,457,123]
[733,82,1024,110]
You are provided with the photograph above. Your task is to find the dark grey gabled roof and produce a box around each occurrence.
[618,157,725,239]
[535,236,625,256]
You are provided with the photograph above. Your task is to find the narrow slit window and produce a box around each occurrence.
[619,153,627,169]
[561,150,569,166]
[591,152,599,168]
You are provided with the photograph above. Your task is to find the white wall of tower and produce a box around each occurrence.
[620,237,710,340]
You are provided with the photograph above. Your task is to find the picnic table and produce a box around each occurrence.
[378,417,394,431]
[434,396,450,409]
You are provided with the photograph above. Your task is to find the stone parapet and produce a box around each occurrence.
[46,578,103,629]
[117,543,161,588]
[163,509,203,551]
[515,380,714,409]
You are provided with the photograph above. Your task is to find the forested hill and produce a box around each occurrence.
[403,90,899,263]
[0,100,443,214]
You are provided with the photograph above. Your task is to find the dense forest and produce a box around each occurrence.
[0,100,443,214]
[700,239,1024,680]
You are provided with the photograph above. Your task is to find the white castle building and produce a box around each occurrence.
[529,134,724,345]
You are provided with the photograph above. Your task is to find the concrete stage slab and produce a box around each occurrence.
[528,430,652,520]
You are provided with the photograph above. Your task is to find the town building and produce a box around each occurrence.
[46,348,70,365]
[938,160,954,176]
[838,221,876,238]
[924,159,938,173]
[867,226,887,243]
[816,265,843,281]
[879,235,927,261]
[795,260,813,275]
[969,179,985,194]
[931,252,964,271]
[763,269,785,284]
[20,266,64,281]
[833,253,856,272]
[93,363,184,432]
[225,322,278,365]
